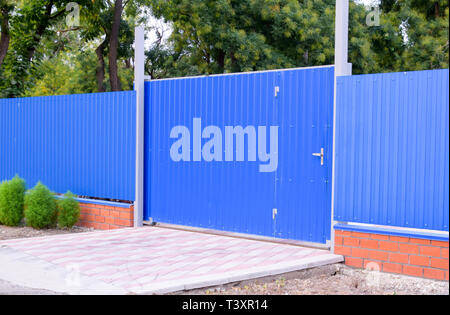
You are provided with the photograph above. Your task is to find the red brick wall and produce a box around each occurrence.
[77,202,134,230]
[335,229,449,281]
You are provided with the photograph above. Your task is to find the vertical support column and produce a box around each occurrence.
[334,0,352,77]
[134,26,145,227]
[331,0,351,252]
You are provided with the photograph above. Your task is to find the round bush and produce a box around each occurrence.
[57,191,80,228]
[25,182,57,229]
[0,181,4,225]
[0,175,26,226]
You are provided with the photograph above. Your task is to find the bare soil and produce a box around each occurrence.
[0,224,91,241]
[175,264,449,295]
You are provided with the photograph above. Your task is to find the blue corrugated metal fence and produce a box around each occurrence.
[145,66,335,244]
[2,67,447,239]
[334,69,449,232]
[0,92,136,201]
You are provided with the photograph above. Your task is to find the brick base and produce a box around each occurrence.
[335,229,449,281]
[77,200,134,230]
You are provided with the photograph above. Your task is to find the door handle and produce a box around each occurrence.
[312,148,324,166]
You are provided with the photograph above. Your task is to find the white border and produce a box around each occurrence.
[145,65,334,82]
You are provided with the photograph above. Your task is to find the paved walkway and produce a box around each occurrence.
[0,227,342,294]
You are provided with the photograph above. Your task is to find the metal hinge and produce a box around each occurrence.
[274,86,280,97]
[272,208,278,220]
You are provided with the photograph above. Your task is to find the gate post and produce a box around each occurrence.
[331,0,352,251]
[334,0,352,77]
[134,26,145,227]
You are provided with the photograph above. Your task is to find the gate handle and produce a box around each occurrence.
[312,148,324,166]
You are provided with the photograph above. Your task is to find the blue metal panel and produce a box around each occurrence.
[144,66,334,244]
[0,91,136,201]
[275,67,335,242]
[335,69,449,232]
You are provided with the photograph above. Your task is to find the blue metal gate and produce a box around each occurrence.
[144,66,334,244]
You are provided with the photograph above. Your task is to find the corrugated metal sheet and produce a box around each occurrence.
[334,69,449,231]
[0,91,136,201]
[144,66,334,244]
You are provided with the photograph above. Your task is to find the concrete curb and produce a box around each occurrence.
[134,254,343,294]
[0,246,127,295]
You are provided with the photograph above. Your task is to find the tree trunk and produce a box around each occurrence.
[434,2,440,18]
[26,1,53,61]
[230,51,239,72]
[0,3,11,68]
[125,58,131,69]
[96,40,107,92]
[108,0,123,91]
[216,50,225,73]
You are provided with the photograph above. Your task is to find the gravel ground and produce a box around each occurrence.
[175,264,449,295]
[0,224,92,241]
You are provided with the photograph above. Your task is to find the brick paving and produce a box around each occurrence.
[0,226,342,294]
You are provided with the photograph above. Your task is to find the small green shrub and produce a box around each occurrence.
[0,175,26,226]
[24,182,57,229]
[0,181,4,225]
[0,181,5,225]
[57,191,80,228]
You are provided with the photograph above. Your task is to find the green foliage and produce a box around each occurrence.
[21,0,137,96]
[25,44,99,97]
[0,0,98,97]
[24,182,57,229]
[146,0,355,74]
[146,0,449,77]
[57,191,80,229]
[382,0,449,71]
[0,175,26,226]
[24,45,133,97]
[1,0,449,97]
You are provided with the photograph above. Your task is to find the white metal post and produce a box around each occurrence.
[334,0,352,77]
[134,26,145,227]
[331,0,351,252]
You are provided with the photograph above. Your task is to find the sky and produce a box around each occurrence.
[145,15,170,49]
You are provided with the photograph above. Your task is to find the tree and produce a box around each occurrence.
[0,0,93,98]
[24,45,99,97]
[1,0,138,97]
[82,0,137,92]
[109,0,124,91]
[24,27,134,97]
[0,0,12,68]
[146,0,449,77]
[380,0,449,71]
[2,0,448,98]
[146,0,390,76]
